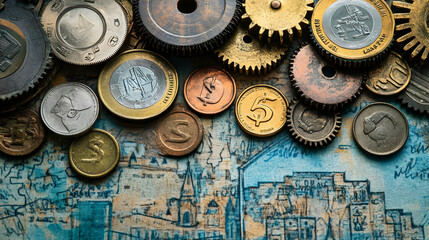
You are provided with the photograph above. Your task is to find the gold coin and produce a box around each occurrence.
[366,52,411,95]
[98,49,178,120]
[235,84,289,137]
[69,129,120,178]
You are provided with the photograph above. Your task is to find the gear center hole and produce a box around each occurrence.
[321,65,337,79]
[177,0,197,14]
[243,35,253,44]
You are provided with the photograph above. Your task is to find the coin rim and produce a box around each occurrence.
[69,129,120,178]
[184,66,236,115]
[352,102,409,156]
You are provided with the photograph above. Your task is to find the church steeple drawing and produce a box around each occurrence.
[177,161,198,227]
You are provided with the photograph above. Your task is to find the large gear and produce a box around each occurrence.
[398,62,429,115]
[242,0,314,45]
[133,0,242,56]
[215,24,287,75]
[392,0,429,64]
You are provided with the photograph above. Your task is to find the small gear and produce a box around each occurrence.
[310,0,395,68]
[133,0,242,56]
[289,43,364,111]
[215,24,287,75]
[398,62,429,115]
[392,0,429,64]
[242,0,313,45]
[287,98,341,147]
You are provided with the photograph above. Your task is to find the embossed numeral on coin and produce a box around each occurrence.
[247,93,277,127]
[164,120,191,143]
[81,137,104,163]
[374,59,408,91]
[197,76,224,106]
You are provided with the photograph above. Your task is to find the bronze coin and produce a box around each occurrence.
[0,109,45,156]
[184,66,236,115]
[156,105,203,156]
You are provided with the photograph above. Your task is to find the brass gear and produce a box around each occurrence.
[392,0,429,64]
[215,24,287,75]
[242,0,314,45]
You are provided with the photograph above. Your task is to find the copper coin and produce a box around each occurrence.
[156,105,203,156]
[184,66,236,115]
[0,109,45,156]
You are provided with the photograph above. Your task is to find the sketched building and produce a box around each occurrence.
[177,162,198,227]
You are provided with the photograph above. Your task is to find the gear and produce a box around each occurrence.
[392,0,429,65]
[133,0,242,56]
[0,1,51,101]
[215,24,287,75]
[310,0,395,68]
[287,98,341,147]
[398,62,429,115]
[289,43,364,111]
[242,0,313,45]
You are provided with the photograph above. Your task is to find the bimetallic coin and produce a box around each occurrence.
[41,82,99,137]
[41,0,128,65]
[398,63,429,115]
[69,129,119,178]
[156,106,203,156]
[353,103,409,156]
[235,84,288,137]
[184,67,236,115]
[99,50,178,120]
[0,109,45,156]
[366,52,411,96]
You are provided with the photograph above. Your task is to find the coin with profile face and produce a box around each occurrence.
[40,82,99,137]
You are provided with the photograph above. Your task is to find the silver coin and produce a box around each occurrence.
[109,59,167,109]
[41,82,99,137]
[322,0,382,49]
[41,0,128,65]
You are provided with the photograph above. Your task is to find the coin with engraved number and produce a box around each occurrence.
[156,105,203,156]
[398,63,429,115]
[366,52,411,96]
[353,103,409,156]
[99,49,178,120]
[184,66,236,115]
[69,129,119,178]
[235,84,289,137]
[40,82,99,137]
[41,0,128,65]
[0,109,45,156]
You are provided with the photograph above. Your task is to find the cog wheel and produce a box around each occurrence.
[0,1,51,101]
[398,62,429,115]
[215,24,287,75]
[133,0,242,56]
[392,0,429,65]
[310,0,395,68]
[289,43,364,111]
[287,98,341,147]
[242,0,313,45]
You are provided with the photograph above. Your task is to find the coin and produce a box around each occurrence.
[184,66,236,115]
[98,49,178,120]
[40,82,99,137]
[398,62,429,115]
[41,0,128,65]
[156,105,203,156]
[366,52,411,96]
[69,129,119,178]
[235,84,288,137]
[352,103,409,156]
[0,109,45,156]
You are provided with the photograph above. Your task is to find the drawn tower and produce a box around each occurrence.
[177,161,198,227]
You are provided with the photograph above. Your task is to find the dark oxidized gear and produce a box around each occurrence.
[289,43,364,111]
[310,0,395,68]
[133,0,242,56]
[0,1,51,101]
[287,99,341,147]
[398,62,429,115]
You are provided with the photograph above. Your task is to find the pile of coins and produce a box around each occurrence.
[0,0,428,178]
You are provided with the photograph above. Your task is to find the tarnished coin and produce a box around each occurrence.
[353,103,409,156]
[398,63,429,115]
[235,84,288,137]
[184,67,236,115]
[69,129,119,178]
[99,50,178,120]
[41,0,128,65]
[0,109,45,156]
[41,82,99,137]
[156,106,203,156]
[366,52,411,96]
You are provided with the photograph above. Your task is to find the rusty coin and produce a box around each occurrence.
[0,109,45,156]
[156,105,203,156]
[184,66,236,115]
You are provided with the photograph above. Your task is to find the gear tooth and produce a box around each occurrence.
[392,1,413,9]
[404,38,419,51]
[396,23,412,31]
[393,13,410,20]
[249,22,257,30]
[301,18,310,25]
[242,13,250,20]
[397,32,414,43]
